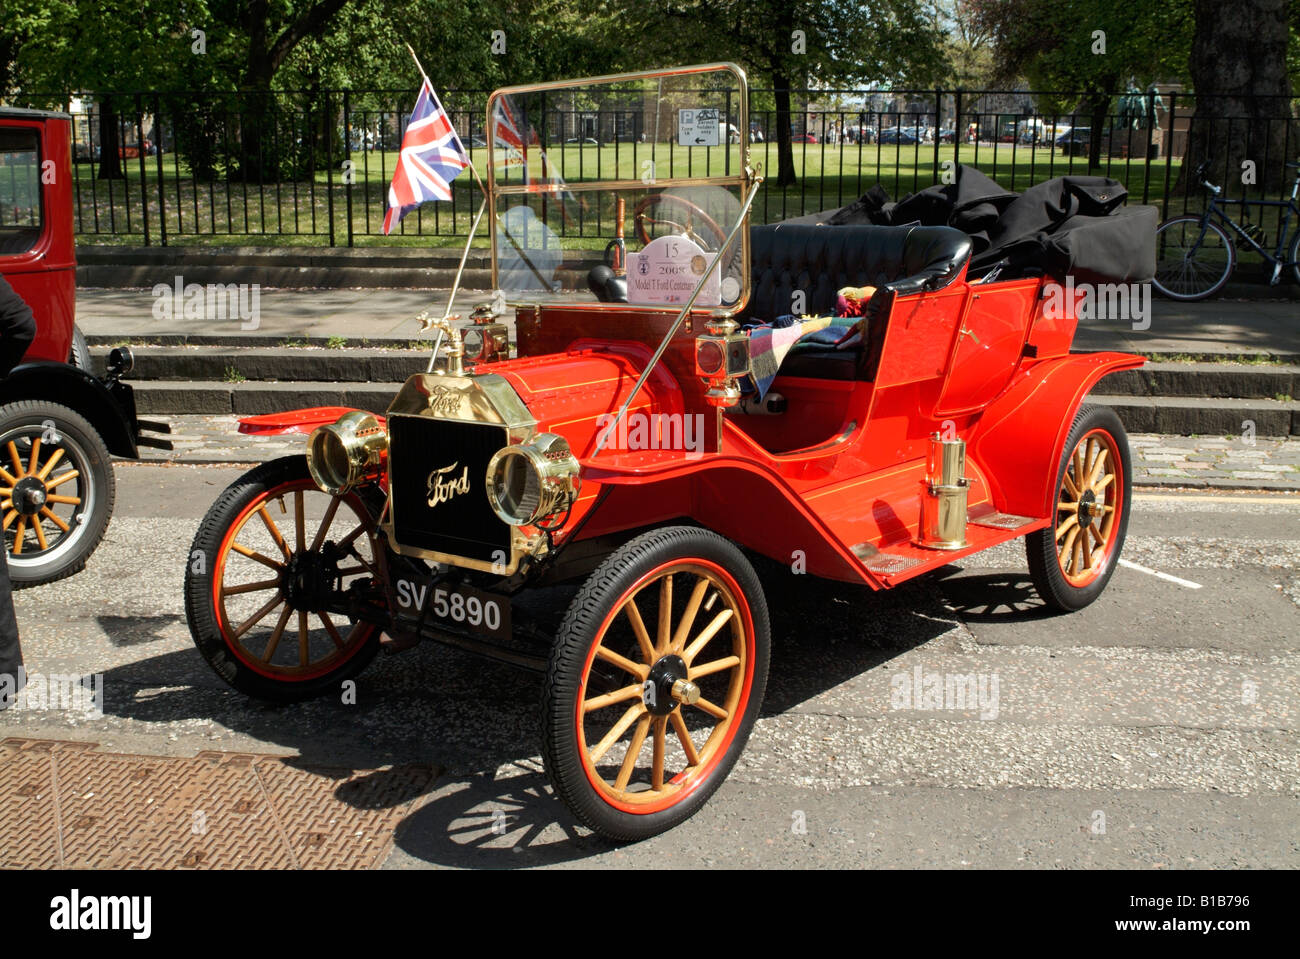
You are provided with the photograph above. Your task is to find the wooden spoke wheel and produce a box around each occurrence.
[1027,405,1132,612]
[0,400,114,588]
[543,527,769,841]
[184,456,383,701]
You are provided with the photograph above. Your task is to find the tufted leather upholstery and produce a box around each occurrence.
[747,223,970,381]
[743,223,972,324]
[584,222,973,382]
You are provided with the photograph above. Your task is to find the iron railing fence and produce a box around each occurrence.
[7,87,1298,247]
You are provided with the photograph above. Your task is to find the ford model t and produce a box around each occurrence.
[185,65,1146,840]
[1,106,168,586]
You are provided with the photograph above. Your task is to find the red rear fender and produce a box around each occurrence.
[969,351,1144,518]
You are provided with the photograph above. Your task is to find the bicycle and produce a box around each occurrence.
[1152,159,1300,300]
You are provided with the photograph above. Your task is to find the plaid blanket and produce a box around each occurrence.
[744,315,857,399]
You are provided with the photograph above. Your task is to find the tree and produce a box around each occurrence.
[592,0,947,187]
[1181,0,1296,194]
[2,0,205,178]
[971,0,1193,168]
[941,0,996,86]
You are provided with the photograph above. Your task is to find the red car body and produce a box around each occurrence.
[201,64,1145,840]
[245,272,1140,589]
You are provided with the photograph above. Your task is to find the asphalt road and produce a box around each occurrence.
[3,462,1297,868]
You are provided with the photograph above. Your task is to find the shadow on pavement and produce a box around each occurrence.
[92,564,1048,867]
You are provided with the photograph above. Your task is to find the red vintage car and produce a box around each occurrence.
[184,65,1143,841]
[0,106,168,585]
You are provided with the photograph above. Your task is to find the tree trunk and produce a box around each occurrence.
[773,74,796,188]
[1085,93,1110,170]
[1179,0,1296,195]
[96,100,124,180]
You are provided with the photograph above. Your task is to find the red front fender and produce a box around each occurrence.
[969,351,1145,518]
[238,406,384,436]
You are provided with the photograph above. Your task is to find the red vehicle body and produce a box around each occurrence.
[0,106,166,585]
[185,65,1143,841]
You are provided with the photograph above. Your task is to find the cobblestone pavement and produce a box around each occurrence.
[130,415,1300,490]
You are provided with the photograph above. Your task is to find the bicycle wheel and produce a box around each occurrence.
[1152,215,1235,301]
[1288,229,1300,286]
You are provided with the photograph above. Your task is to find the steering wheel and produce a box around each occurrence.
[633,193,727,251]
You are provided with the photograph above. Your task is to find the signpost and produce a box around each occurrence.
[678,108,720,147]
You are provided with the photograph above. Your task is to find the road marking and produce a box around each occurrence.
[1135,493,1300,506]
[1118,558,1203,589]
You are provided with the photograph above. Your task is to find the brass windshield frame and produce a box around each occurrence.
[485,62,753,318]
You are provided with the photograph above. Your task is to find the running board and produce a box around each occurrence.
[855,513,1049,586]
[969,510,1039,530]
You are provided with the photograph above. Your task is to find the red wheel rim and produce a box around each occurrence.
[211,478,378,681]
[575,558,755,815]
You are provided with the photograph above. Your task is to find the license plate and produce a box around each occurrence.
[392,576,512,641]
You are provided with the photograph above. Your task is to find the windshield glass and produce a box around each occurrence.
[486,64,751,314]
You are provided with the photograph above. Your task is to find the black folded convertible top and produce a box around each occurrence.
[796,164,1156,285]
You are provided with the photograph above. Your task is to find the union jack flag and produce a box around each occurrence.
[383,78,469,234]
[492,94,529,184]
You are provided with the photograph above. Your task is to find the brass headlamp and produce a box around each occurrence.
[306,411,389,495]
[485,433,581,526]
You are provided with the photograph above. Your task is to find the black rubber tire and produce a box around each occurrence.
[1026,404,1132,613]
[1152,215,1235,301]
[67,325,92,371]
[542,526,770,841]
[183,455,382,702]
[1288,230,1300,287]
[0,400,115,588]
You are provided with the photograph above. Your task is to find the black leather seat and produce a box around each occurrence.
[744,223,969,322]
[587,222,973,380]
[744,223,972,379]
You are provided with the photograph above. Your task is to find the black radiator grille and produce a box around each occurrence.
[388,415,511,564]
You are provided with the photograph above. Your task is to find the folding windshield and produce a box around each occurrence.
[486,63,752,315]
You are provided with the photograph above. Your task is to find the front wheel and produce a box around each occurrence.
[1288,229,1300,287]
[542,526,770,841]
[0,400,115,587]
[1152,215,1234,300]
[1026,404,1132,612]
[183,455,384,702]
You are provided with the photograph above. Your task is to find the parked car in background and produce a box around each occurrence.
[0,107,170,586]
[1057,127,1092,156]
[565,136,600,145]
[117,138,158,158]
[937,128,957,143]
[792,133,818,143]
[878,127,920,144]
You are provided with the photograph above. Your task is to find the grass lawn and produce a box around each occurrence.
[72,140,1194,249]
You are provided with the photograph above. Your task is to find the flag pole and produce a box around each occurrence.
[400,42,558,327]
[401,42,494,340]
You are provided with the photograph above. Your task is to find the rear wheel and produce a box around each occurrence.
[542,526,769,841]
[1152,215,1234,300]
[1026,405,1132,612]
[0,400,114,587]
[1288,229,1300,287]
[184,456,383,702]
